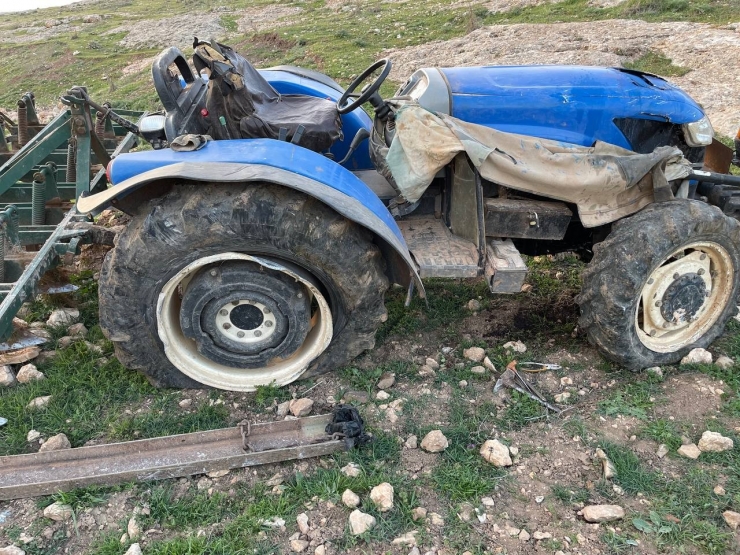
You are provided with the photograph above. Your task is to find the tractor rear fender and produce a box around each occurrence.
[77,139,423,295]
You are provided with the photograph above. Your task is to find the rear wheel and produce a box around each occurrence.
[99,182,389,391]
[576,200,740,369]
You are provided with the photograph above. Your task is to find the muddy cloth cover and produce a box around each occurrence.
[384,102,693,227]
[193,40,342,152]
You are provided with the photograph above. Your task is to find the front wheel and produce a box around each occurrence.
[99,182,389,391]
[576,200,740,369]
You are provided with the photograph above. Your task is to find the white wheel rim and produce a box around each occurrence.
[156,253,333,391]
[636,241,734,353]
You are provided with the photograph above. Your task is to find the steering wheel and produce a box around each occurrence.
[337,59,392,115]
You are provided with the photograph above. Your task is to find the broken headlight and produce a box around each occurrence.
[683,115,714,147]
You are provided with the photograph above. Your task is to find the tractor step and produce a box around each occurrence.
[0,414,345,500]
[485,238,528,293]
[397,217,479,278]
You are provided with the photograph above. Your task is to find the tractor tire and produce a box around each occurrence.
[576,199,740,369]
[99,182,389,391]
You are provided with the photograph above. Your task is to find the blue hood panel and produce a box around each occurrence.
[438,66,704,149]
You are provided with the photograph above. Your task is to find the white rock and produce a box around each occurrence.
[723,510,740,529]
[429,512,444,526]
[16,364,44,383]
[46,309,79,327]
[680,348,712,365]
[458,380,468,387]
[38,433,71,452]
[471,365,486,374]
[27,430,41,442]
[405,435,418,449]
[391,531,418,546]
[341,462,361,477]
[533,531,552,540]
[420,430,448,452]
[27,396,51,409]
[376,390,390,400]
[425,357,440,370]
[581,504,625,523]
[656,444,669,458]
[376,372,395,389]
[480,439,512,467]
[645,366,663,379]
[554,392,571,403]
[463,347,485,362]
[314,546,326,555]
[483,356,496,372]
[341,489,360,508]
[411,507,427,521]
[503,340,526,353]
[276,400,291,417]
[715,355,734,369]
[370,482,394,512]
[407,549,420,555]
[560,376,573,386]
[519,529,531,541]
[0,366,16,387]
[178,398,192,409]
[127,516,141,539]
[206,469,230,478]
[124,544,142,555]
[418,365,435,377]
[0,547,26,555]
[348,509,376,535]
[289,398,313,417]
[295,514,309,537]
[481,497,495,506]
[677,443,701,459]
[258,516,285,528]
[467,299,481,311]
[43,502,73,521]
[698,431,734,453]
[714,485,726,495]
[290,539,309,552]
[67,323,88,337]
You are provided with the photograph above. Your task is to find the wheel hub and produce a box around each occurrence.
[660,273,707,323]
[214,300,277,344]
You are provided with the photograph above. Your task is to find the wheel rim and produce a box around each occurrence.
[636,241,734,353]
[156,253,333,391]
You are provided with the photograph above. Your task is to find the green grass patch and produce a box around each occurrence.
[598,379,659,420]
[623,50,691,77]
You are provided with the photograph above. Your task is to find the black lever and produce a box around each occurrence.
[338,128,370,165]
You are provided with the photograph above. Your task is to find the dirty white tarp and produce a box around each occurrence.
[385,103,693,227]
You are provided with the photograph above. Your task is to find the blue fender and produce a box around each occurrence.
[78,138,422,294]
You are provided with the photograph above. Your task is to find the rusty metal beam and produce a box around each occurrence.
[0,414,344,500]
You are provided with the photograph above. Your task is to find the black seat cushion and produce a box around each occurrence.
[193,39,342,152]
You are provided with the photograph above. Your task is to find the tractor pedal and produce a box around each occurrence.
[485,239,528,294]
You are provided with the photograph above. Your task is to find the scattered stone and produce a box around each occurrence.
[411,507,427,521]
[43,502,73,521]
[425,358,440,370]
[342,489,360,508]
[38,433,70,452]
[656,444,669,458]
[341,463,361,477]
[370,482,394,512]
[722,510,740,529]
[0,346,40,365]
[457,502,475,522]
[343,390,369,404]
[376,390,390,400]
[467,299,481,311]
[407,549,420,555]
[27,430,41,442]
[581,505,625,523]
[206,469,229,478]
[314,546,326,555]
[57,336,76,349]
[698,431,734,453]
[458,380,468,387]
[259,516,285,528]
[405,435,418,449]
[376,372,396,389]
[519,529,531,542]
[480,439,512,467]
[391,531,418,546]
[127,516,141,540]
[290,539,309,552]
[27,396,51,409]
[471,365,486,374]
[645,366,663,379]
[463,347,485,362]
[348,509,376,535]
[677,443,702,459]
[503,340,526,353]
[481,497,495,506]
[420,430,448,453]
[509,445,519,456]
[68,323,88,337]
[533,531,552,540]
[0,547,26,555]
[714,485,726,495]
[483,356,496,372]
[289,398,313,417]
[680,348,712,365]
[560,376,573,386]
[554,392,571,403]
[16,364,44,383]
[178,398,192,409]
[276,400,291,417]
[429,512,444,526]
[46,309,79,327]
[124,544,142,555]
[715,355,734,370]
[0,366,15,387]
[595,448,617,479]
[83,14,103,23]
[418,365,436,378]
[441,346,453,354]
[535,495,545,503]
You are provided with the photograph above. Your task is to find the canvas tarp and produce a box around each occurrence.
[385,102,693,227]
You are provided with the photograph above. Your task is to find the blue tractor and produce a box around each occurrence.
[78,39,740,391]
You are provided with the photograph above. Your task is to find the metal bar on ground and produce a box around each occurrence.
[0,414,345,500]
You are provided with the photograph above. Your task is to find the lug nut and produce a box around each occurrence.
[232,300,240,306]
[649,329,657,337]
[223,323,231,330]
[700,253,707,260]
[210,269,218,277]
[219,309,228,316]
[237,331,245,338]
[297,292,303,299]
[647,278,654,285]
[265,321,273,327]
[263,307,271,314]
[697,268,705,275]
[655,300,662,307]
[673,273,680,280]
[254,330,262,337]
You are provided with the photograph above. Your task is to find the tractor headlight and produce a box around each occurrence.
[683,115,714,147]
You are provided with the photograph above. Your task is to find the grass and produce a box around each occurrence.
[598,378,660,420]
[623,50,691,77]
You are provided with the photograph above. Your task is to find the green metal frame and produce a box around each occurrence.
[0,89,142,341]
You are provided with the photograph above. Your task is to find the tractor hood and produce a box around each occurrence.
[397,65,705,150]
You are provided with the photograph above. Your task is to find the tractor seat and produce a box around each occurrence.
[193,39,342,152]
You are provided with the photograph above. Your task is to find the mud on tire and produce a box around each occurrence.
[99,182,389,389]
[576,199,740,370]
